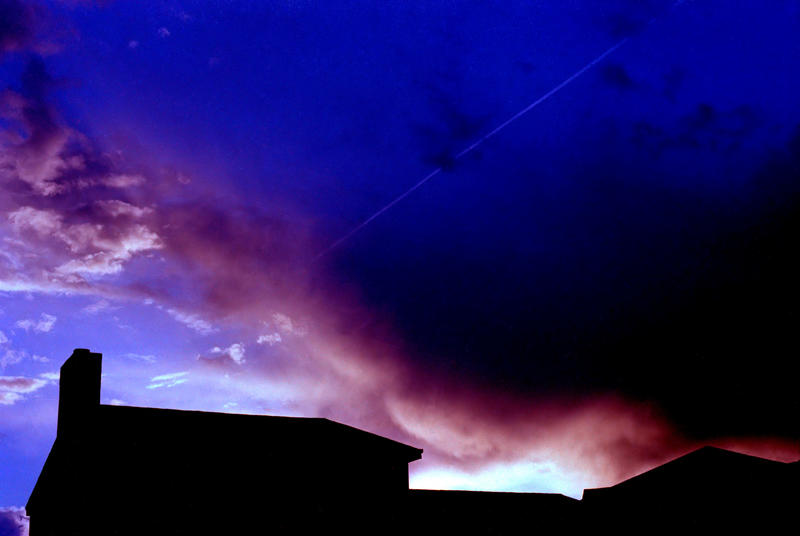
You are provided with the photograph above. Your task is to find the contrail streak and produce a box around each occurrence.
[315,1,690,261]
[315,167,444,259]
[314,41,625,261]
[452,37,629,161]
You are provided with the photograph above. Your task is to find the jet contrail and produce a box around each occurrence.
[315,1,690,261]
[315,167,445,260]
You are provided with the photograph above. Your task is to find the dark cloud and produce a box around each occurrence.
[515,60,536,75]
[601,148,800,441]
[661,66,686,101]
[412,83,492,172]
[600,63,636,90]
[599,0,664,39]
[0,0,64,58]
[1,57,119,198]
[0,0,35,56]
[633,103,764,158]
[329,101,800,453]
[0,507,28,536]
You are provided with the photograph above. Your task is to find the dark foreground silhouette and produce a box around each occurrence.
[27,349,798,535]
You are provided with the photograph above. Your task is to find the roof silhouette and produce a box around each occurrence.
[27,349,423,536]
[583,445,797,534]
[584,445,793,498]
[25,349,798,535]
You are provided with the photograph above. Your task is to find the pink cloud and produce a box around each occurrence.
[0,375,50,405]
[7,205,162,277]
[0,0,63,59]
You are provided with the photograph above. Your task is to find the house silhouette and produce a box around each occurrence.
[26,349,423,535]
[583,444,799,534]
[26,349,798,535]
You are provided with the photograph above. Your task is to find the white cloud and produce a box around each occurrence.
[32,354,49,362]
[39,371,59,381]
[123,353,157,363]
[14,320,33,331]
[0,391,23,405]
[146,371,189,389]
[15,313,56,333]
[150,372,189,382]
[82,299,111,314]
[257,332,281,346]
[227,343,245,364]
[0,330,8,344]
[1,349,23,369]
[209,343,246,365]
[165,308,215,334]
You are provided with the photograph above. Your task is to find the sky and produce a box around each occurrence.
[1,0,800,526]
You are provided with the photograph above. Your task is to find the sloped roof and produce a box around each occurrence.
[582,446,795,503]
[93,403,423,462]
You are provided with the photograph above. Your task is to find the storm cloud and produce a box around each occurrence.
[1,0,798,505]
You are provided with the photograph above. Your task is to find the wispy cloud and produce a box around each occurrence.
[0,375,50,405]
[82,299,112,314]
[1,349,23,369]
[123,352,157,363]
[15,312,56,333]
[270,312,307,336]
[146,371,189,389]
[164,308,215,335]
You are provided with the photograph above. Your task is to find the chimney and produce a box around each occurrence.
[57,348,102,439]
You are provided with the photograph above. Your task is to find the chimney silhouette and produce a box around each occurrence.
[57,348,102,439]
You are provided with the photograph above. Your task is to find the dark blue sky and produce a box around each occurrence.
[1,0,799,512]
